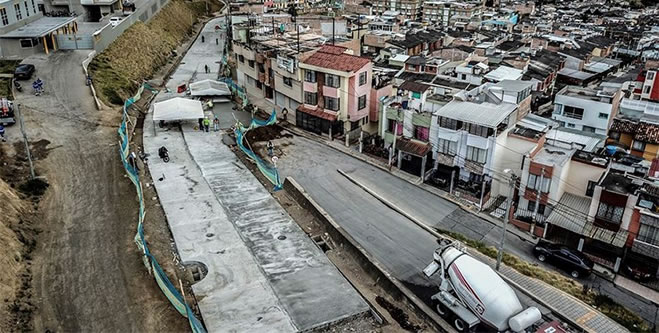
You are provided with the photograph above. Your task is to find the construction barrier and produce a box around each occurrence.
[234,110,283,190]
[219,77,248,107]
[118,83,207,333]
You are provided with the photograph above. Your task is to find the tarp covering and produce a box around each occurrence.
[153,97,204,121]
[189,79,231,96]
[234,110,283,190]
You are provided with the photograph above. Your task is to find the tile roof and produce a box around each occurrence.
[396,137,431,156]
[610,118,659,144]
[399,80,431,93]
[303,45,371,73]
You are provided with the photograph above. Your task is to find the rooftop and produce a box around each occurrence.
[483,66,523,82]
[302,45,371,73]
[1,17,76,38]
[434,96,516,128]
[600,171,639,195]
[557,85,615,102]
[494,79,534,92]
[533,146,574,167]
[399,80,431,93]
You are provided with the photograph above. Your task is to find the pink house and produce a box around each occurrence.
[297,45,373,144]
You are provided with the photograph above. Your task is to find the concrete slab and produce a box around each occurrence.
[182,127,370,331]
[144,117,296,333]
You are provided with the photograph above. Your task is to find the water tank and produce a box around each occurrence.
[508,307,542,332]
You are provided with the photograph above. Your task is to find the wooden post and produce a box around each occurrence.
[51,33,57,51]
[43,36,49,54]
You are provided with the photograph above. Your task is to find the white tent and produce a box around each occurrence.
[189,79,231,97]
[153,97,204,121]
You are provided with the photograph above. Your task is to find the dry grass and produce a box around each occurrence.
[0,179,26,331]
[89,0,202,105]
[438,230,651,332]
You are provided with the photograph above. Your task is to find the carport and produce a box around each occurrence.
[0,17,78,57]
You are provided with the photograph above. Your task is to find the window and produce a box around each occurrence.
[0,8,7,26]
[644,86,652,94]
[528,173,550,193]
[19,38,38,48]
[439,116,460,130]
[31,0,35,14]
[648,71,656,80]
[24,2,28,16]
[248,60,254,68]
[437,139,457,155]
[414,126,429,142]
[325,74,340,88]
[358,95,366,110]
[596,202,624,224]
[609,131,620,140]
[582,125,596,133]
[638,215,659,245]
[304,92,317,105]
[567,123,575,128]
[305,70,316,83]
[388,120,403,134]
[466,146,487,164]
[632,140,646,151]
[586,181,597,197]
[408,64,417,71]
[599,112,608,119]
[563,106,584,120]
[526,201,546,215]
[238,55,244,63]
[14,4,21,20]
[324,96,340,111]
[283,77,292,87]
[464,123,490,137]
[359,72,367,86]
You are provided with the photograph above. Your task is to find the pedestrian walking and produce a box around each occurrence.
[215,38,219,45]
[198,117,204,130]
[201,35,205,43]
[203,117,210,132]
[0,124,5,142]
[213,117,220,131]
[271,155,279,168]
[129,151,139,171]
[204,64,209,73]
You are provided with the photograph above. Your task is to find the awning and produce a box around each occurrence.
[296,105,337,121]
[397,137,431,156]
[189,79,231,97]
[546,192,628,248]
[153,97,204,121]
[1,17,76,38]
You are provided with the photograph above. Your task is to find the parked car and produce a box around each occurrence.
[109,17,122,27]
[533,240,594,278]
[622,259,656,281]
[14,64,35,80]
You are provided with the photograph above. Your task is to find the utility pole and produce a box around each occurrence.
[16,104,35,180]
[296,23,300,55]
[449,169,455,194]
[496,171,517,271]
[533,168,545,221]
[332,17,335,45]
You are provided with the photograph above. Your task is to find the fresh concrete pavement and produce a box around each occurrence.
[143,17,369,331]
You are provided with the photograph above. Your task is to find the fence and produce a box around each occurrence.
[118,83,206,333]
[234,110,283,190]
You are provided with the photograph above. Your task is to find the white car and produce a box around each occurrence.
[109,17,122,27]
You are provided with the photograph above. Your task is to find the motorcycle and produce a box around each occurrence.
[13,80,22,92]
[158,146,170,163]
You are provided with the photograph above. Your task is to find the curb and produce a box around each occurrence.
[284,124,538,246]
[337,168,598,333]
[284,176,456,333]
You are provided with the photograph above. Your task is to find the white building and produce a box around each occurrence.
[552,84,622,135]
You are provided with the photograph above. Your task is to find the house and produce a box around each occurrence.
[608,118,659,161]
[639,67,659,102]
[297,45,373,145]
[551,84,622,135]
[371,0,423,20]
[43,0,120,21]
[384,29,444,56]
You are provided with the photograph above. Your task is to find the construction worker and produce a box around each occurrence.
[213,117,220,131]
[203,117,210,132]
[0,124,5,142]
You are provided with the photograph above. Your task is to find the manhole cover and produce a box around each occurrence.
[277,235,286,240]
[206,233,214,238]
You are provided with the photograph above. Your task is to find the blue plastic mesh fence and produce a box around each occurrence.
[118,83,207,333]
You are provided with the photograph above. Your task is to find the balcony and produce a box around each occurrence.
[464,159,484,175]
[81,0,118,5]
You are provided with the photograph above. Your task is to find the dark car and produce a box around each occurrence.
[533,240,594,278]
[14,64,35,80]
[622,259,656,281]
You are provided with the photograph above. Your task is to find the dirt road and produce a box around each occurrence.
[15,51,186,332]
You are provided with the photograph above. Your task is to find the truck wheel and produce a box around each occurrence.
[537,254,546,262]
[571,270,580,278]
[453,318,468,332]
[435,303,449,318]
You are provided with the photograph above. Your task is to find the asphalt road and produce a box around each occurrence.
[15,51,186,332]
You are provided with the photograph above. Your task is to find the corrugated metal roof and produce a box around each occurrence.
[545,127,606,152]
[546,193,591,234]
[433,99,516,128]
[483,66,523,82]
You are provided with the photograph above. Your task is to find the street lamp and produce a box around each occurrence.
[496,169,517,271]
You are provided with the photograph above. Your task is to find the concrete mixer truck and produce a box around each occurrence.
[423,240,542,332]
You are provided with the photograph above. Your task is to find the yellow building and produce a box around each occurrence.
[608,118,659,160]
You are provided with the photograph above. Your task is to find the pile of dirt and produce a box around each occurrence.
[245,124,293,145]
[375,296,422,331]
[89,0,206,105]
